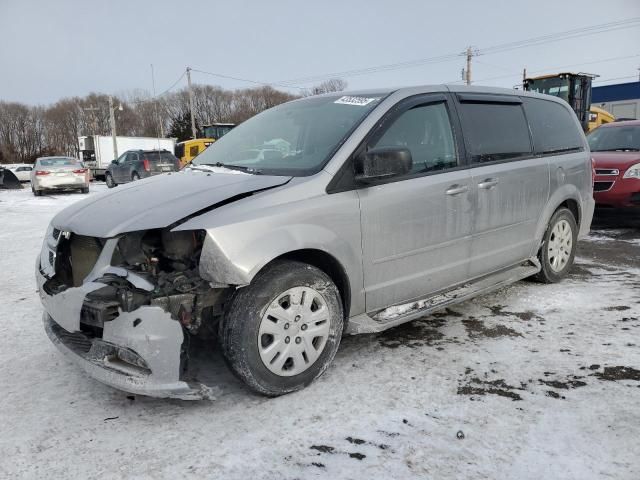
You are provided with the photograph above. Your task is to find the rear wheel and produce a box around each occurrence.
[132,172,140,181]
[105,173,116,188]
[220,260,344,396]
[81,187,89,194]
[535,207,577,283]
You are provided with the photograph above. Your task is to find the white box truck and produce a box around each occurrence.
[79,135,177,180]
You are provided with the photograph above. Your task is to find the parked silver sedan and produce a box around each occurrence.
[31,157,89,196]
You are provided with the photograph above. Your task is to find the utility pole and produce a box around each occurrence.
[108,96,118,161]
[523,68,527,88]
[465,47,473,86]
[150,64,164,139]
[186,67,197,139]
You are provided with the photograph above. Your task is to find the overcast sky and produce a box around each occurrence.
[0,0,638,105]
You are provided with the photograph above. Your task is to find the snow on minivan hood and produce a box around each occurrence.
[51,170,291,237]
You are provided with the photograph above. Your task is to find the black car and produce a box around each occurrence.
[105,149,180,188]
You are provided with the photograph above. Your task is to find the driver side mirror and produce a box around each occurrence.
[354,147,412,183]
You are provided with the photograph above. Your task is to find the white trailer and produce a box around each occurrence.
[79,135,176,180]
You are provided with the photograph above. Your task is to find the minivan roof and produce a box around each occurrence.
[307,84,567,104]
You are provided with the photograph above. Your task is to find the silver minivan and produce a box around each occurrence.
[36,85,594,399]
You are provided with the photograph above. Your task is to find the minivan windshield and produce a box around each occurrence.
[192,93,386,176]
[587,125,640,152]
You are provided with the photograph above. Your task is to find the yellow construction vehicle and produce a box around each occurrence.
[587,106,615,131]
[175,138,214,167]
[523,73,602,132]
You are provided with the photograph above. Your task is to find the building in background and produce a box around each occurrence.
[592,81,640,120]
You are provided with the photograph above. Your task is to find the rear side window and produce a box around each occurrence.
[39,158,80,167]
[523,98,584,153]
[458,101,532,163]
[160,151,178,162]
[145,151,178,163]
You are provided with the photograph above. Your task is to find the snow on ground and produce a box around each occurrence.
[1,186,639,479]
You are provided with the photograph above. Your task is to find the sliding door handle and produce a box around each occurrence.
[445,184,469,196]
[478,178,499,189]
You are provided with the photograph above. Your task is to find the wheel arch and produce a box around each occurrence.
[259,249,351,320]
[532,186,583,255]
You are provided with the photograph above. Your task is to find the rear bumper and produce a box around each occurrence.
[579,195,595,239]
[33,175,88,190]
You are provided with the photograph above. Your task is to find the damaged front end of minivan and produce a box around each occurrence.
[35,171,293,399]
[37,225,232,400]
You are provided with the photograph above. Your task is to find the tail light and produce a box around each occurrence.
[35,170,50,176]
[143,159,151,172]
[72,168,87,174]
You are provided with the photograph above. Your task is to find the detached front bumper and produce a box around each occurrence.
[36,261,212,400]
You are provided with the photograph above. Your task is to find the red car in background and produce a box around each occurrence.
[589,120,640,208]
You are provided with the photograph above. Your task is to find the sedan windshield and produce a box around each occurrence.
[588,125,640,152]
[192,93,387,175]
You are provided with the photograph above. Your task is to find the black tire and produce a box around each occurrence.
[132,172,140,181]
[534,207,578,283]
[81,187,89,194]
[220,260,344,396]
[105,173,116,188]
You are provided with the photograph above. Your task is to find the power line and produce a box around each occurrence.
[446,53,640,85]
[479,18,639,55]
[127,70,187,105]
[594,75,639,84]
[156,70,186,97]
[275,18,640,86]
[190,68,306,90]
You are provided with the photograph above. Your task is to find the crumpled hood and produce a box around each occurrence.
[52,170,291,237]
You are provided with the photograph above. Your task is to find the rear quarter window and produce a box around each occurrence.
[457,100,532,163]
[522,97,584,153]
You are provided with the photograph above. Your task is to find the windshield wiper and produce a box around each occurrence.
[199,162,261,174]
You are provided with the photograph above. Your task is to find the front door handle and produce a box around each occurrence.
[478,178,499,189]
[445,184,469,196]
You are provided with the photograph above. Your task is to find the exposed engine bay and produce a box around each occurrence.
[45,229,229,333]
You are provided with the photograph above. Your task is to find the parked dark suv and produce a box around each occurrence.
[105,149,180,188]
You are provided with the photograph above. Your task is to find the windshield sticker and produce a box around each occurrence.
[334,96,379,106]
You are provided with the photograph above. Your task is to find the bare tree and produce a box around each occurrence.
[0,82,300,163]
[304,78,348,96]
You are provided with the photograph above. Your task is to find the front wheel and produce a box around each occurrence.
[105,173,116,188]
[220,260,344,396]
[535,207,578,283]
